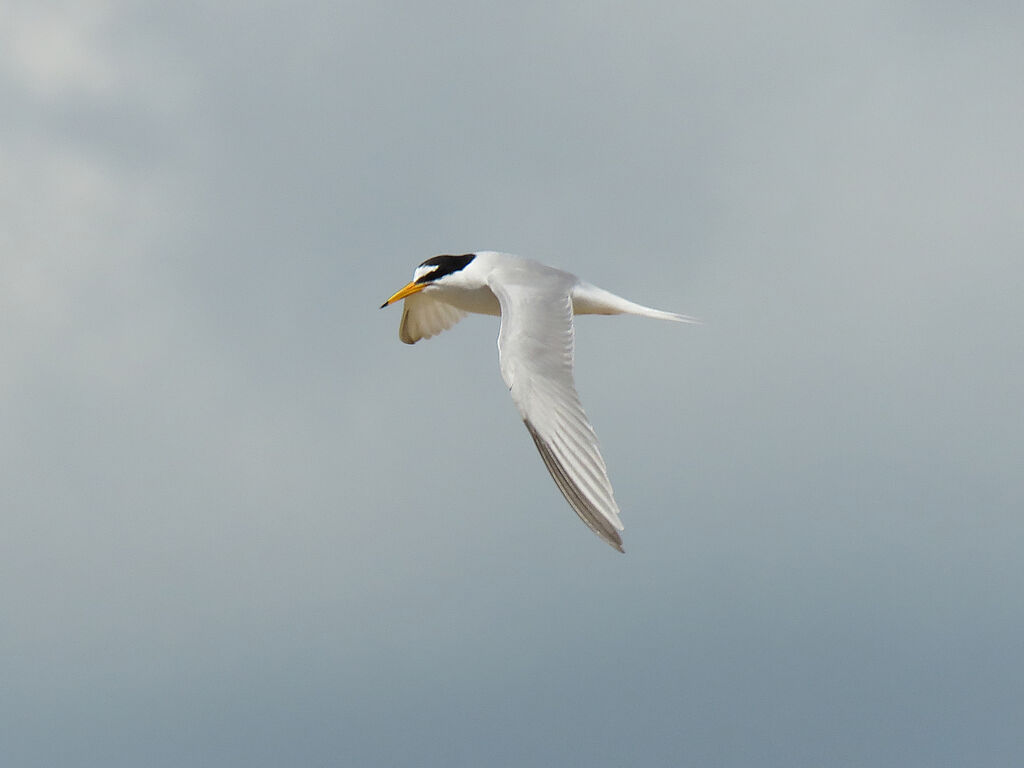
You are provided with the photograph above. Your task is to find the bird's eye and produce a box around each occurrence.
[414,265,440,284]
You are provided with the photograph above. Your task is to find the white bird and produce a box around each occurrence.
[380,252,697,552]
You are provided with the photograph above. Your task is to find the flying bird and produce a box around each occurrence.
[380,252,696,552]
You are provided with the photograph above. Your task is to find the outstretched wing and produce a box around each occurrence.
[399,292,468,344]
[487,267,625,552]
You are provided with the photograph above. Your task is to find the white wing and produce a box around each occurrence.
[487,265,625,552]
[399,292,468,345]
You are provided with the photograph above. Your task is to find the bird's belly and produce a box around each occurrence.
[437,286,502,316]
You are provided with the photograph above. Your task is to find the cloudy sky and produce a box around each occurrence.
[3,1,1022,765]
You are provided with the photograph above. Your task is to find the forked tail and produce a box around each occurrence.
[571,282,700,323]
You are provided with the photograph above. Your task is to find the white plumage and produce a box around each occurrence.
[399,292,468,344]
[381,251,696,552]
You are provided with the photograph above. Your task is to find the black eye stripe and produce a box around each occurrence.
[415,253,476,283]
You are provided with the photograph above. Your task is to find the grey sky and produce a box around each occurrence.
[2,1,1022,766]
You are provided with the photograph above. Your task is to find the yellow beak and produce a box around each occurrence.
[379,280,426,308]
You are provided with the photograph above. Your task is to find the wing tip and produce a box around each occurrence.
[605,524,626,553]
[524,418,627,555]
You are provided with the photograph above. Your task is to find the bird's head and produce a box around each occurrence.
[380,253,478,307]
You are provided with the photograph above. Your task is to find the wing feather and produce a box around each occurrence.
[487,266,625,552]
[399,292,468,344]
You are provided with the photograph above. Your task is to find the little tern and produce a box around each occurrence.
[380,252,696,552]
